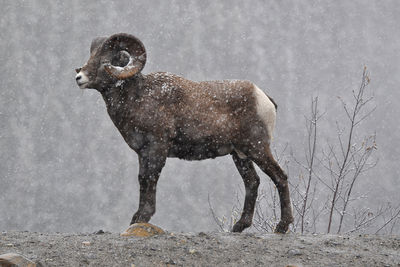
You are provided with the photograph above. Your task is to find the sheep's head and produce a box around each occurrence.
[75,33,146,91]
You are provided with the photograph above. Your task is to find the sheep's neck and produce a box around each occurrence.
[101,74,144,130]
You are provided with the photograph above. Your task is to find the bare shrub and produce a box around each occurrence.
[209,67,400,234]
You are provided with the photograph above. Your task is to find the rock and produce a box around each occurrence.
[85,253,96,259]
[165,259,176,265]
[82,241,91,246]
[198,232,207,237]
[0,252,36,267]
[287,249,302,257]
[120,223,165,237]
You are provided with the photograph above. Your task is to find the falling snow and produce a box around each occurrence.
[0,1,399,234]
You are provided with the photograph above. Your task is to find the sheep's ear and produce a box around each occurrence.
[101,33,146,79]
[90,37,107,54]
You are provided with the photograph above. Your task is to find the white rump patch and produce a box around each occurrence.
[253,85,276,140]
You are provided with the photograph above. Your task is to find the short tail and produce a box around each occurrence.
[267,95,278,110]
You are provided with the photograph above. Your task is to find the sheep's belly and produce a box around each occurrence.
[168,141,234,160]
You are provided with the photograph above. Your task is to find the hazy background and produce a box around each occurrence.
[1,0,399,233]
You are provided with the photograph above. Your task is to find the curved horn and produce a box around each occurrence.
[101,33,146,79]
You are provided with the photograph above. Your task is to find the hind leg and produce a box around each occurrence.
[250,145,293,233]
[231,152,260,232]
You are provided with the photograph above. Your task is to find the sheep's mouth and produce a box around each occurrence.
[77,81,89,89]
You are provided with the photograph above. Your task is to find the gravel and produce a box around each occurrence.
[0,231,399,266]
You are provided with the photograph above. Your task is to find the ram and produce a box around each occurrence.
[75,33,293,233]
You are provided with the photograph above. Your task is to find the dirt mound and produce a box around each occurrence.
[0,231,399,266]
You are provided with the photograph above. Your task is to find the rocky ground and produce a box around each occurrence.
[0,230,399,266]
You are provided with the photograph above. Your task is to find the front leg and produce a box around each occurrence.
[130,143,167,225]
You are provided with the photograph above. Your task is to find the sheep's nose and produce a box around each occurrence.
[75,72,89,87]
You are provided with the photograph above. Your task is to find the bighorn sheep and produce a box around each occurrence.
[75,33,293,233]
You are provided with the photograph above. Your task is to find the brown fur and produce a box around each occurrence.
[75,33,293,232]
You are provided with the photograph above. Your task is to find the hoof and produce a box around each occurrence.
[232,221,250,233]
[121,222,165,237]
[274,221,290,234]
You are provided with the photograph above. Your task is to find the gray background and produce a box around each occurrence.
[0,0,399,233]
